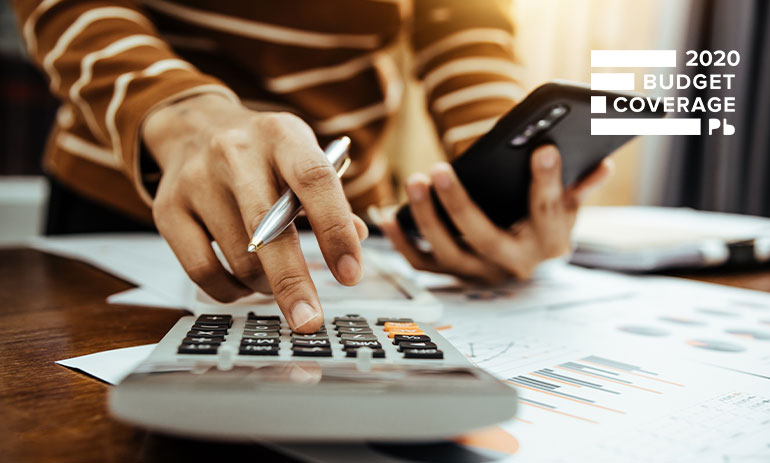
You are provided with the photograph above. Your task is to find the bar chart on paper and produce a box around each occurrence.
[506,355,684,426]
[440,316,770,462]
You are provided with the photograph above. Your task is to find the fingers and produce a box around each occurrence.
[529,145,563,217]
[352,213,369,241]
[376,208,439,273]
[568,158,615,204]
[429,162,536,280]
[268,118,363,287]
[212,136,323,332]
[154,204,252,303]
[195,188,268,293]
[528,145,572,259]
[255,225,324,333]
[404,173,497,280]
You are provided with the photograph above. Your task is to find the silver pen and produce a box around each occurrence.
[247,136,352,253]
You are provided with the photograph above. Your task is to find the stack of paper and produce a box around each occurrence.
[571,206,770,272]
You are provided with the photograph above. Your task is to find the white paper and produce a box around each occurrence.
[28,233,189,307]
[438,292,770,462]
[107,287,186,309]
[574,206,770,251]
[56,344,156,385]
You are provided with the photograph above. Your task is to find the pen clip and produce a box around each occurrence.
[337,157,352,179]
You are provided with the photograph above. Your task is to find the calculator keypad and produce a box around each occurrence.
[177,313,444,360]
[240,313,282,355]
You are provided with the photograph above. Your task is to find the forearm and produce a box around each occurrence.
[411,0,525,158]
[10,0,237,205]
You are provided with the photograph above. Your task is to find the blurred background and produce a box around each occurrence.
[1,0,768,244]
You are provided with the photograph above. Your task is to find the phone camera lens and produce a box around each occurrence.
[510,135,528,146]
[536,119,551,129]
[523,125,537,137]
[550,105,568,118]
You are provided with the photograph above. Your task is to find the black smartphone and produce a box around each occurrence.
[396,81,664,236]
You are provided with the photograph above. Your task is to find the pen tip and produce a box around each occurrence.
[248,241,263,253]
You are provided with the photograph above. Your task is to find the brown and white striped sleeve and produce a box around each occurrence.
[10,0,238,206]
[411,0,525,159]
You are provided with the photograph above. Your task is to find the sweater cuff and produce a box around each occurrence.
[118,75,239,207]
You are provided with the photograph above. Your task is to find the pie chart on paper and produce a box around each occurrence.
[685,339,746,353]
[618,325,671,337]
[725,329,770,341]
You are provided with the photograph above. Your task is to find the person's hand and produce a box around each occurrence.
[378,145,612,282]
[142,94,368,333]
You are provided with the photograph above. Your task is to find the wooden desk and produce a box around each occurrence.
[0,249,296,463]
[1,248,768,462]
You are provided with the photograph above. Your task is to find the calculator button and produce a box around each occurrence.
[178,344,219,354]
[398,341,438,351]
[241,338,279,346]
[393,335,432,344]
[192,323,230,332]
[342,340,382,349]
[245,319,281,327]
[333,315,366,323]
[292,339,331,347]
[336,327,374,336]
[243,331,280,339]
[243,325,279,332]
[291,333,329,340]
[333,321,369,328]
[376,317,413,326]
[188,327,227,335]
[186,330,226,340]
[387,329,425,338]
[340,334,378,342]
[346,348,385,358]
[247,313,281,321]
[292,346,332,357]
[383,322,419,331]
[239,345,279,356]
[182,337,222,345]
[196,315,232,327]
[403,348,444,359]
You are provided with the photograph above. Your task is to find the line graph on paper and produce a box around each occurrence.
[440,321,689,427]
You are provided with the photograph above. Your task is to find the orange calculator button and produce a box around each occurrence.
[383,322,419,331]
[388,329,425,338]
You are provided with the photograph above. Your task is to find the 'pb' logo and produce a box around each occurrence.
[708,119,735,135]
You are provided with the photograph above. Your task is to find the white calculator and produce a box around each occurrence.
[109,312,518,441]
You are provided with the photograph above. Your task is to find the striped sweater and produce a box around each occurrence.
[11,0,524,222]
